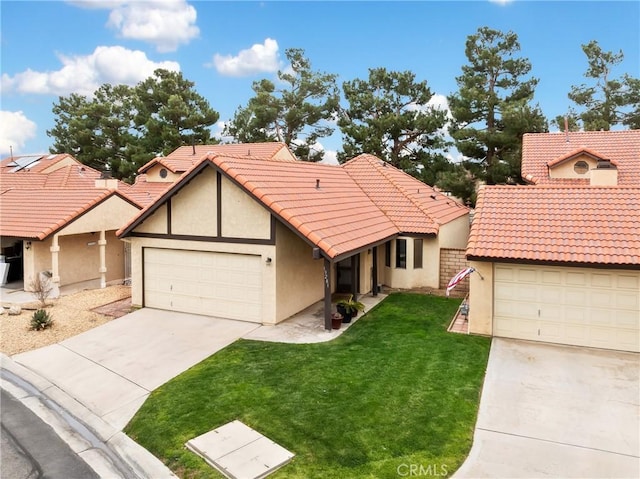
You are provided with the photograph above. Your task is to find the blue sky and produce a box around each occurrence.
[1,0,639,162]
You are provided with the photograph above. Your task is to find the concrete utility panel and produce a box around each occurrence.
[186,420,294,479]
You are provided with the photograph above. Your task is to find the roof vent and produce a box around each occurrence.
[596,158,615,169]
[430,194,437,200]
[316,179,320,189]
[100,169,113,179]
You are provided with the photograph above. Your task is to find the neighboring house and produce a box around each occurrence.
[126,143,296,207]
[118,147,469,329]
[0,154,141,293]
[467,130,640,352]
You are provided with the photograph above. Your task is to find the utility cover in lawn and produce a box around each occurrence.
[186,420,294,479]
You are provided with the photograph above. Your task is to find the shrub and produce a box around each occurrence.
[29,272,54,308]
[30,309,53,331]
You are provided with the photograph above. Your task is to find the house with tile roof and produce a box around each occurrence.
[466,129,640,352]
[0,154,141,295]
[118,147,469,329]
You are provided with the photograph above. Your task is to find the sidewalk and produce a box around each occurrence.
[0,353,177,479]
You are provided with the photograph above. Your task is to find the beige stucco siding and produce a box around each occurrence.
[57,196,140,236]
[467,260,494,335]
[549,154,596,179]
[145,164,181,183]
[129,236,277,323]
[383,236,440,289]
[275,221,324,322]
[438,215,470,250]
[221,176,271,239]
[136,204,168,234]
[22,240,51,290]
[58,234,100,285]
[170,168,217,236]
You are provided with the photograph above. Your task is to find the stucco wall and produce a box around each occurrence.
[136,204,168,234]
[549,154,596,179]
[57,196,140,236]
[275,222,324,322]
[171,167,217,236]
[22,240,50,291]
[129,236,277,323]
[468,260,493,335]
[144,164,180,183]
[438,215,470,250]
[383,236,440,289]
[221,176,271,239]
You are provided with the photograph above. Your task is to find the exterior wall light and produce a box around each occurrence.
[266,257,272,264]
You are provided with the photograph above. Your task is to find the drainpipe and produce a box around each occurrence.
[98,230,107,288]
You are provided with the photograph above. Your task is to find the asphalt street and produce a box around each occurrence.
[0,388,99,479]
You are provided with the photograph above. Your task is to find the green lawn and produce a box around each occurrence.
[125,293,491,478]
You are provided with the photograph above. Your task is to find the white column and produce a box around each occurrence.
[98,230,107,288]
[50,234,60,285]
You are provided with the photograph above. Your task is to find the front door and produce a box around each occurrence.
[336,255,359,294]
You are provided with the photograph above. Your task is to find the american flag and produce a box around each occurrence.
[446,267,474,296]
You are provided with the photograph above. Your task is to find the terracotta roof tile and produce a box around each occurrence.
[343,154,469,233]
[123,175,174,207]
[120,152,469,260]
[467,185,640,266]
[1,188,119,239]
[522,130,640,185]
[1,155,141,239]
[138,143,292,174]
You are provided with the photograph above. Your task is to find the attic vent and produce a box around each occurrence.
[574,160,589,174]
[596,159,615,169]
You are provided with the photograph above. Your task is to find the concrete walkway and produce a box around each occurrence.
[13,308,261,430]
[454,338,640,478]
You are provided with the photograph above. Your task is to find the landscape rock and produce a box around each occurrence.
[8,305,21,316]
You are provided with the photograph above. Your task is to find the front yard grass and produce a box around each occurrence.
[125,293,491,478]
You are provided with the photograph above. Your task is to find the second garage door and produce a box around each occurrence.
[494,264,639,352]
[144,248,262,322]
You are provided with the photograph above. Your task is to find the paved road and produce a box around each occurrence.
[0,388,99,479]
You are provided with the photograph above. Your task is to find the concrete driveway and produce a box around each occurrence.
[455,338,640,479]
[13,308,259,430]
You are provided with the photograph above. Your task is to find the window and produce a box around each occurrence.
[413,239,423,269]
[574,161,589,174]
[385,241,391,267]
[396,239,406,269]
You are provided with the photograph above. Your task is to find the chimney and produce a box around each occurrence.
[95,168,118,189]
[590,159,618,186]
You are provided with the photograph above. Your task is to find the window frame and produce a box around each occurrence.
[413,238,423,269]
[395,238,407,269]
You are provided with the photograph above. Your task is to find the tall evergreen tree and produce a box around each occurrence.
[448,27,547,186]
[224,48,339,162]
[338,68,449,180]
[48,69,219,181]
[554,40,640,131]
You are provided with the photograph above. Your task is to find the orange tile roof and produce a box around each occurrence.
[467,185,640,266]
[0,153,72,174]
[343,155,468,233]
[0,188,130,239]
[138,142,292,174]
[122,175,174,207]
[1,155,141,239]
[522,130,640,185]
[120,153,469,260]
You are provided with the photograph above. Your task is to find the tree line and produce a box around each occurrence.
[48,27,639,205]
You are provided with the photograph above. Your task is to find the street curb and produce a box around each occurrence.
[0,353,177,479]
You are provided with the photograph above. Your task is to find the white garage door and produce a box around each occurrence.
[144,248,262,322]
[494,264,639,352]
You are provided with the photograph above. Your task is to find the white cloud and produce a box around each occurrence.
[320,149,339,165]
[213,38,280,77]
[107,0,199,52]
[2,46,180,96]
[0,111,37,155]
[489,0,514,4]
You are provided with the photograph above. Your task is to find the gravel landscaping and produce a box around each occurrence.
[0,285,132,356]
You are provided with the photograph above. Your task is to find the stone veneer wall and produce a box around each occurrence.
[439,248,470,292]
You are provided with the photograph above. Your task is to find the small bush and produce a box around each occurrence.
[29,272,54,308]
[31,309,53,331]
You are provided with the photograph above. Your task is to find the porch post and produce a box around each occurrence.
[98,230,107,288]
[372,246,378,297]
[350,254,358,299]
[50,234,60,286]
[324,258,332,330]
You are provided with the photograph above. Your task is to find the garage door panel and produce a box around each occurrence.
[144,248,262,322]
[494,264,639,352]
